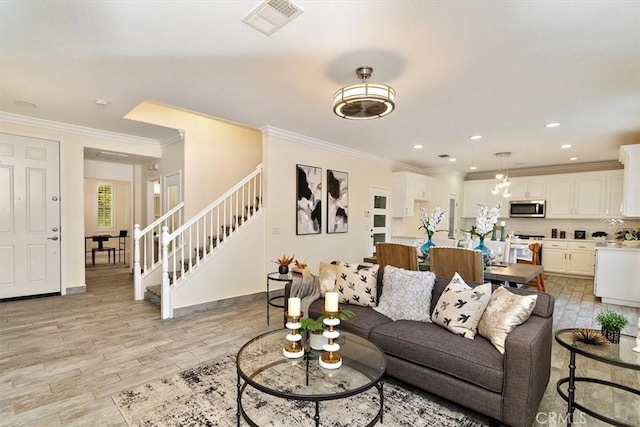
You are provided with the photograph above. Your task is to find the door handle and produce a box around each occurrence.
[47,236,59,241]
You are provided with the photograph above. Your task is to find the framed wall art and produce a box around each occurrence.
[296,164,322,235]
[327,169,348,233]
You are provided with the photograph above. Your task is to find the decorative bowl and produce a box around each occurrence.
[621,240,640,248]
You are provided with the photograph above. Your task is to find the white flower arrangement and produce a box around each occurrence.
[468,203,501,238]
[419,205,445,238]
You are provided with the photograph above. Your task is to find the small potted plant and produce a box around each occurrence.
[300,309,355,350]
[595,310,628,344]
[273,254,295,274]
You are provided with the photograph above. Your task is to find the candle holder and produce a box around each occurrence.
[500,226,506,242]
[319,310,342,369]
[283,312,304,359]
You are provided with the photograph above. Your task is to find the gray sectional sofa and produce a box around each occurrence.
[288,272,554,427]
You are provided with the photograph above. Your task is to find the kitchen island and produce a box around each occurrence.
[594,245,640,308]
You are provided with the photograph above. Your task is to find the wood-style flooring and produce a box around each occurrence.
[1,265,638,426]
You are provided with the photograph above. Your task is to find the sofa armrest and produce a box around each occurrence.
[501,315,553,427]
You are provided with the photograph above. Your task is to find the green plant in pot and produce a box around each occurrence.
[595,310,628,344]
[300,309,355,350]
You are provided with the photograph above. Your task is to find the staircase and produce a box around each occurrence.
[134,164,263,319]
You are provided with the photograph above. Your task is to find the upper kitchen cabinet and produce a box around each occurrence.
[391,171,432,217]
[507,177,545,200]
[619,144,640,218]
[462,180,509,218]
[545,173,605,218]
[604,170,624,218]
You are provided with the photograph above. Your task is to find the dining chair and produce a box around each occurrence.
[118,230,128,263]
[429,247,484,282]
[516,243,545,292]
[375,243,419,271]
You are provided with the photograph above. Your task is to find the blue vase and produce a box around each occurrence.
[421,236,436,260]
[474,236,492,267]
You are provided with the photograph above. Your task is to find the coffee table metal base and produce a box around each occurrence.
[236,373,384,427]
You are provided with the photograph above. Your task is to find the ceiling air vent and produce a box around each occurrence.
[242,0,304,36]
[96,151,129,161]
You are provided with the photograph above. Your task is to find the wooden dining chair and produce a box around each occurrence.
[375,243,419,271]
[429,247,484,282]
[516,243,545,292]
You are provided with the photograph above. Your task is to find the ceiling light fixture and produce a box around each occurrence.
[413,144,423,149]
[490,152,512,198]
[449,158,457,162]
[14,100,37,108]
[333,66,396,120]
[95,99,110,107]
[569,157,578,161]
[470,166,478,170]
[561,144,572,149]
[545,122,560,128]
[469,135,482,140]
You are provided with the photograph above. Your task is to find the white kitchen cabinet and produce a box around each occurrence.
[604,171,624,218]
[545,174,605,218]
[508,178,545,200]
[595,247,640,307]
[391,172,432,217]
[462,180,509,218]
[619,144,640,218]
[541,240,596,276]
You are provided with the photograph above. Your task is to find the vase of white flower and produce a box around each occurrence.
[464,203,501,267]
[418,205,445,260]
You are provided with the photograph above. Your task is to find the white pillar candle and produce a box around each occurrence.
[288,297,301,317]
[500,221,506,227]
[325,292,339,312]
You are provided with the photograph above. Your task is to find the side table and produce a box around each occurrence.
[555,328,640,426]
[265,272,292,325]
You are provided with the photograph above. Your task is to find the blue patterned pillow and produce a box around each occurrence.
[335,262,379,307]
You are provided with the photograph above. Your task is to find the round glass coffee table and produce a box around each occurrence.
[555,328,640,426]
[236,329,387,427]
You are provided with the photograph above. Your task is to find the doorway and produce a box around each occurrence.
[448,193,458,238]
[164,170,181,233]
[0,132,61,299]
[369,187,390,255]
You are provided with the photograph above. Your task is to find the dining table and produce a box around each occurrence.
[362,255,544,286]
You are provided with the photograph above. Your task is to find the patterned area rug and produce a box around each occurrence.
[113,354,488,427]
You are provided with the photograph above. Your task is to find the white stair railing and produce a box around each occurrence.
[160,164,263,319]
[133,202,184,300]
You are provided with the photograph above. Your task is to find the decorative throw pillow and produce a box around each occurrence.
[478,286,538,354]
[432,273,492,339]
[374,266,436,322]
[318,262,339,296]
[335,262,379,307]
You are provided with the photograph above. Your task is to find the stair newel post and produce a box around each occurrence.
[133,224,143,301]
[161,225,172,319]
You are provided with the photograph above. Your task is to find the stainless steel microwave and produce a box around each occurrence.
[509,200,546,218]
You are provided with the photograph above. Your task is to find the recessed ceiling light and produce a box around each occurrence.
[569,157,578,161]
[470,166,478,170]
[561,144,572,149]
[469,135,482,140]
[449,158,457,162]
[14,100,37,108]
[413,144,423,149]
[95,99,110,106]
[545,122,560,128]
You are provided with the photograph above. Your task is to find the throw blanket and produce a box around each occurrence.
[289,275,321,319]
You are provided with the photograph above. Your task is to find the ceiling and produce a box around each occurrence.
[1,1,639,174]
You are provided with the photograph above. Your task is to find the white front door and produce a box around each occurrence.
[0,133,61,298]
[369,187,390,255]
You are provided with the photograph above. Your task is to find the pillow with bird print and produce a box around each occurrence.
[432,273,492,339]
[335,262,379,307]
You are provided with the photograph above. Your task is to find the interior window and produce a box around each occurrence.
[97,184,113,229]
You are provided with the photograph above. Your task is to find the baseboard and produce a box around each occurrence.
[66,285,87,295]
[172,291,270,318]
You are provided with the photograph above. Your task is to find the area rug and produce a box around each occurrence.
[113,354,488,427]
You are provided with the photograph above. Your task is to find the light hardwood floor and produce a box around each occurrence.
[1,266,638,426]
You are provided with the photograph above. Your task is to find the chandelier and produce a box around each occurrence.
[491,152,512,198]
[333,66,396,120]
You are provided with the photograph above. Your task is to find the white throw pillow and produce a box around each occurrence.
[335,262,379,307]
[374,266,436,322]
[478,286,538,354]
[432,273,492,339]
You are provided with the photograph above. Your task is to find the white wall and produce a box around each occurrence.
[262,128,396,281]
[84,159,133,181]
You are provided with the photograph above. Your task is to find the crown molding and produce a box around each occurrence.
[0,112,162,147]
[261,126,421,172]
[464,160,622,181]
[159,129,184,147]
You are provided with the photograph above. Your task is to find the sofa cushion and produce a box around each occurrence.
[478,286,538,354]
[307,298,392,339]
[432,274,492,339]
[335,262,379,307]
[374,266,436,322]
[318,262,338,296]
[370,320,505,393]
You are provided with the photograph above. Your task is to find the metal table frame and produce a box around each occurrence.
[266,272,292,325]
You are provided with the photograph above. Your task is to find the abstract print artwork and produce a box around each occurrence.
[296,164,322,235]
[327,169,348,233]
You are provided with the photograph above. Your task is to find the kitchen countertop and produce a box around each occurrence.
[595,244,640,251]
